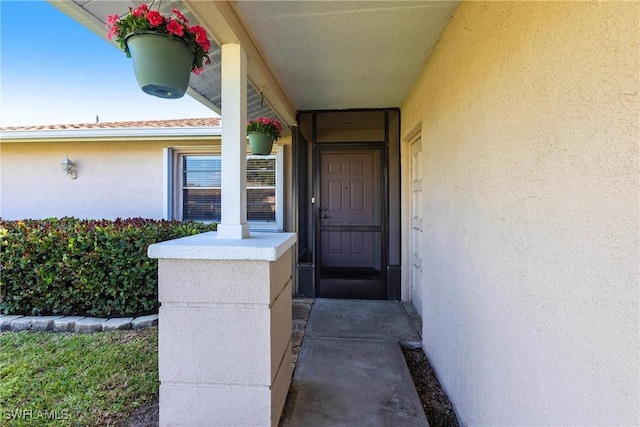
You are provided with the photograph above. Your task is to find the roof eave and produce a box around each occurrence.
[0,127,223,143]
[183,0,297,126]
[47,0,222,117]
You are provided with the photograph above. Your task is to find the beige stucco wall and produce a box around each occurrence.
[401,2,639,425]
[0,135,292,222]
[0,140,168,220]
[0,139,212,220]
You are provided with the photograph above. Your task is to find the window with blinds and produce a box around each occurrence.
[182,156,222,221]
[247,157,276,222]
[181,155,277,223]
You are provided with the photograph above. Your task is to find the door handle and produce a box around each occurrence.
[317,207,329,220]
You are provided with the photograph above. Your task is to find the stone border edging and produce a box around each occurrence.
[0,314,158,333]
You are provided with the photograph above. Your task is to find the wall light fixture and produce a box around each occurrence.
[60,156,77,179]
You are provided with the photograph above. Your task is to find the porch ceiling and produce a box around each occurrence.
[231,1,460,111]
[53,0,459,128]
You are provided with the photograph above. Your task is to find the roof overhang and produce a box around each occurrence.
[0,127,222,143]
[50,1,460,128]
[48,0,294,129]
[184,1,297,125]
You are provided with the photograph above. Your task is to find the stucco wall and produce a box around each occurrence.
[0,136,293,223]
[0,140,167,219]
[401,2,639,425]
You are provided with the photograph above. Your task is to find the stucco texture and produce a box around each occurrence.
[0,134,292,222]
[401,2,639,425]
[0,141,167,219]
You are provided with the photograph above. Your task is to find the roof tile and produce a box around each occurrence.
[0,117,221,131]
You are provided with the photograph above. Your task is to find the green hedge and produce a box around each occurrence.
[0,218,217,317]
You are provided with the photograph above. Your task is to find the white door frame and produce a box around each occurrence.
[410,135,424,316]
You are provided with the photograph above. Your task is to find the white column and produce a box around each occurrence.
[217,43,250,239]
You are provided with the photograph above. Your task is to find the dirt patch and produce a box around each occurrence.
[403,348,460,427]
[126,400,158,427]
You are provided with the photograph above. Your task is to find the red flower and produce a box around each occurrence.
[173,9,188,23]
[146,10,163,27]
[193,67,203,75]
[131,4,148,18]
[200,38,211,52]
[166,19,184,37]
[190,25,210,51]
[106,6,210,74]
[247,117,283,140]
[106,13,119,27]
[106,14,119,40]
[107,25,118,40]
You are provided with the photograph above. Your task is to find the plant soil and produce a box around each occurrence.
[402,348,460,427]
[127,401,159,427]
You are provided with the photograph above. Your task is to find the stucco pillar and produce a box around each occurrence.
[217,43,250,239]
[148,231,297,427]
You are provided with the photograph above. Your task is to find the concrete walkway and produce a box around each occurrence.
[280,299,429,427]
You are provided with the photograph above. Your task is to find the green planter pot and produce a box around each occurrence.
[248,132,275,155]
[125,32,194,99]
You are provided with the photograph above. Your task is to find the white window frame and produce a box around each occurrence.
[164,146,284,232]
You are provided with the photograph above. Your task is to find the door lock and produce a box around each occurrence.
[317,207,329,220]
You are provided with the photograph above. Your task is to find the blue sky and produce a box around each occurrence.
[0,1,216,127]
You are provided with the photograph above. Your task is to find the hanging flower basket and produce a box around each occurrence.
[107,5,211,99]
[247,117,283,155]
[125,32,193,98]
[248,131,275,155]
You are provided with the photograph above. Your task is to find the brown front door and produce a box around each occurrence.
[316,148,386,299]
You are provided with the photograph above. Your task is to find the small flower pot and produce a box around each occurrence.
[248,132,275,155]
[125,32,194,99]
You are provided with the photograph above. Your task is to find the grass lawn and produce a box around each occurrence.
[0,328,158,426]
